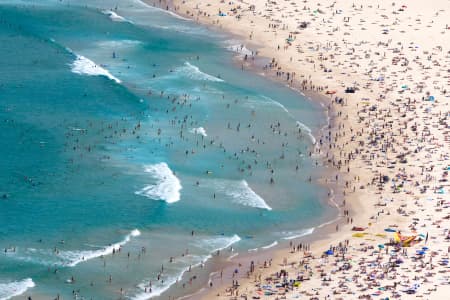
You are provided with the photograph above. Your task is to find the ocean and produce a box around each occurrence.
[0,0,335,299]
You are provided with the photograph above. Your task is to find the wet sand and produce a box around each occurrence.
[142,0,450,299]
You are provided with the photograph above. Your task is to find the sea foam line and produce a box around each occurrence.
[175,62,224,82]
[296,121,316,145]
[213,179,271,210]
[226,44,254,57]
[261,241,278,249]
[102,10,131,23]
[189,127,207,137]
[58,229,141,267]
[136,0,192,21]
[130,235,240,300]
[70,54,121,83]
[258,96,317,145]
[11,230,140,267]
[0,278,35,300]
[135,163,182,203]
[229,180,272,210]
[282,227,315,240]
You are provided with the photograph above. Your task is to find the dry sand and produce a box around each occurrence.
[144,0,450,299]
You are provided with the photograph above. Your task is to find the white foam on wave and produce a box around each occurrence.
[71,54,121,83]
[0,278,35,300]
[263,97,317,145]
[226,44,253,57]
[249,95,317,145]
[317,216,341,229]
[261,241,278,249]
[296,121,316,145]
[189,127,207,137]
[136,0,192,21]
[135,163,182,203]
[11,230,140,267]
[146,23,195,33]
[130,234,240,300]
[222,180,272,210]
[282,227,315,240]
[259,95,289,113]
[175,62,224,82]
[57,229,141,267]
[102,10,130,22]
[197,234,241,254]
[96,39,141,48]
[131,256,204,300]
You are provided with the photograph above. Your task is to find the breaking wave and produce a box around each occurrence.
[70,54,121,83]
[175,62,224,82]
[282,227,315,240]
[58,229,141,267]
[0,278,35,300]
[130,234,240,300]
[213,179,272,210]
[189,127,207,137]
[135,163,182,203]
[102,10,130,22]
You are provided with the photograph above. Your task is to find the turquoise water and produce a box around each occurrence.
[0,1,335,299]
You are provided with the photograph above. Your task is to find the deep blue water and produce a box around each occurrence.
[0,1,335,299]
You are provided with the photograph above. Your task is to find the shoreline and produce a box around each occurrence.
[141,0,364,299]
[143,1,450,300]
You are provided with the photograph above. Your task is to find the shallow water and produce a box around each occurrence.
[0,1,335,299]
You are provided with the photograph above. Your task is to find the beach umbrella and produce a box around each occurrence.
[378,244,385,249]
[324,249,334,255]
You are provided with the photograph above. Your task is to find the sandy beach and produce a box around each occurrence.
[143,0,450,299]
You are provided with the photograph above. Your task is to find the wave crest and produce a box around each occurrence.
[70,54,121,83]
[130,234,240,300]
[102,10,130,23]
[135,163,182,203]
[175,62,224,82]
[58,229,141,267]
[189,127,207,137]
[10,230,140,267]
[0,278,35,300]
[282,227,315,240]
[214,179,272,210]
